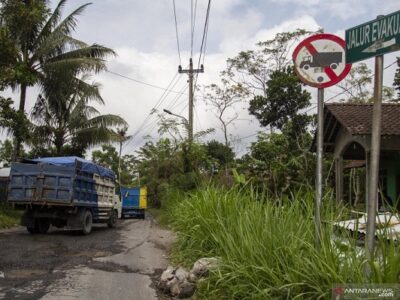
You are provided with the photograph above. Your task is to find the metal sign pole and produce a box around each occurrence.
[292,34,351,249]
[315,88,324,248]
[366,53,384,261]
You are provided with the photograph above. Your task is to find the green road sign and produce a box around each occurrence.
[345,10,400,64]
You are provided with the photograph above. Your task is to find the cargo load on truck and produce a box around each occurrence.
[120,186,147,219]
[8,156,121,234]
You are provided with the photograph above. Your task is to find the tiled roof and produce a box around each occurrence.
[326,103,400,136]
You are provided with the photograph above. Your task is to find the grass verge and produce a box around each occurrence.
[169,185,400,299]
[0,204,21,229]
[147,208,170,227]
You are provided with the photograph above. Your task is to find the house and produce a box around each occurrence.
[322,103,400,205]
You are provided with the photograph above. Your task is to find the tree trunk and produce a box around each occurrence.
[19,84,27,112]
[12,85,28,162]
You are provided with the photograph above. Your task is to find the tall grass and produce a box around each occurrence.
[169,186,400,299]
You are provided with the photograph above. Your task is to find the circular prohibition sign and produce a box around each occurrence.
[292,33,352,88]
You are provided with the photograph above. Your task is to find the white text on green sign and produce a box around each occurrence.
[345,10,400,63]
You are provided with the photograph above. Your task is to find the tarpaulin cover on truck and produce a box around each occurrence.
[24,156,115,180]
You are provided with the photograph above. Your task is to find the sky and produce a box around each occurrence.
[2,0,400,157]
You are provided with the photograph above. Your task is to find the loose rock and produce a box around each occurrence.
[175,267,189,281]
[170,279,181,297]
[190,257,220,277]
[158,258,220,298]
[158,265,176,291]
[178,280,196,299]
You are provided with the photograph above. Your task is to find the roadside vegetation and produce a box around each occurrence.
[0,204,21,229]
[166,186,400,299]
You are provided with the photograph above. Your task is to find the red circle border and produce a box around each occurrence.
[292,33,352,89]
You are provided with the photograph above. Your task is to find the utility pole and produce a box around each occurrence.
[178,58,204,143]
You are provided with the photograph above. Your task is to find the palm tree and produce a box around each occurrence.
[30,72,127,156]
[0,0,115,158]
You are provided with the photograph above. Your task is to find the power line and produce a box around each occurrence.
[191,0,193,57]
[191,0,198,59]
[122,73,181,152]
[194,0,211,93]
[237,132,258,141]
[106,70,186,95]
[197,0,211,69]
[303,59,398,114]
[194,105,203,131]
[235,59,399,143]
[166,83,189,110]
[172,0,182,65]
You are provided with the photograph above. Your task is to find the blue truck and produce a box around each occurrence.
[120,186,147,219]
[7,157,121,235]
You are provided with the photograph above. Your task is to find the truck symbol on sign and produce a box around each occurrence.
[299,52,342,70]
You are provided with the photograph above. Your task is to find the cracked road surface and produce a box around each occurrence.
[0,217,174,300]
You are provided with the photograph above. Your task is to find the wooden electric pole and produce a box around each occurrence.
[178,58,204,143]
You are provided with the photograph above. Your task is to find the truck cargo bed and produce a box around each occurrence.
[8,161,114,208]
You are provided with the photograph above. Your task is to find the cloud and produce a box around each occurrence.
[3,1,398,158]
[270,0,320,7]
[251,15,320,44]
[267,0,399,20]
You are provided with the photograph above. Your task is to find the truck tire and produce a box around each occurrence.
[82,210,93,235]
[27,225,37,234]
[107,210,118,228]
[37,219,50,234]
[303,64,310,70]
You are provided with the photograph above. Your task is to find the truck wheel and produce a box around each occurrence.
[107,210,117,228]
[82,210,93,235]
[330,63,338,69]
[27,225,37,234]
[37,219,50,234]
[303,64,310,70]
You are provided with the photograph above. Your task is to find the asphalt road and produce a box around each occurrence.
[0,216,174,300]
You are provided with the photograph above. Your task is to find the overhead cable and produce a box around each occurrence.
[172,0,182,65]
[107,70,186,95]
[236,59,399,143]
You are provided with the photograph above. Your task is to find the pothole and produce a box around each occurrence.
[6,269,48,279]
[54,249,113,258]
[88,261,139,274]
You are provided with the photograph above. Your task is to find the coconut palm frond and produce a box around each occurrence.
[49,44,116,62]
[51,3,92,37]
[85,114,127,128]
[69,101,100,122]
[39,2,90,44]
[46,57,108,75]
[73,127,120,148]
[74,77,104,104]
